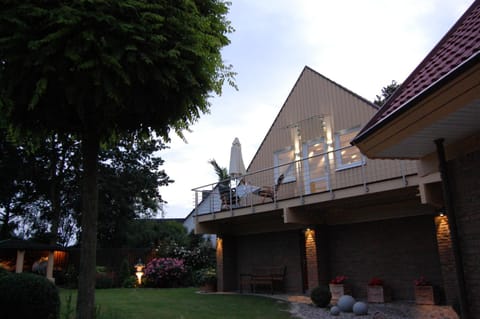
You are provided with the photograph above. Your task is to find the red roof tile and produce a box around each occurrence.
[355,0,480,140]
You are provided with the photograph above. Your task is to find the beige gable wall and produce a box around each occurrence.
[246,67,416,195]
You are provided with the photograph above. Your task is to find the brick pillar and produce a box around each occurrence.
[216,236,237,292]
[216,237,225,291]
[435,215,459,305]
[305,228,319,292]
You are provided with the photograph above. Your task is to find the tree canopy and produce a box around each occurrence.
[0,1,233,318]
[0,1,233,140]
[373,80,400,107]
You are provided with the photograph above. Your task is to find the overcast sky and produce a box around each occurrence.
[159,0,474,219]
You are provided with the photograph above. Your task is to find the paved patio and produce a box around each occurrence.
[283,295,459,319]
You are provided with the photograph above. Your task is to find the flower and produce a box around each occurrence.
[414,276,430,286]
[368,277,383,286]
[330,275,347,284]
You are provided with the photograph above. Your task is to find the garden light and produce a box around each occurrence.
[134,259,145,285]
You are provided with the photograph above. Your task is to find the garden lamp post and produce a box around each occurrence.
[134,259,145,285]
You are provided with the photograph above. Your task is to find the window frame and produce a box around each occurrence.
[334,127,364,170]
[273,146,296,183]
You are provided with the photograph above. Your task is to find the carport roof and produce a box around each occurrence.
[0,239,66,251]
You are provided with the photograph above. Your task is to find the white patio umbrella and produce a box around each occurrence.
[229,137,246,178]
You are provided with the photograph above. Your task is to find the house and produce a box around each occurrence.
[193,66,443,300]
[352,1,480,317]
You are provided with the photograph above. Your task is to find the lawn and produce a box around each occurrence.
[60,288,295,319]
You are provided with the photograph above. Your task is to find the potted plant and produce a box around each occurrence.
[414,276,436,305]
[329,275,349,304]
[367,277,391,303]
[197,267,217,293]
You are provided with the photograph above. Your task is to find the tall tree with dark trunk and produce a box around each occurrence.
[0,1,233,318]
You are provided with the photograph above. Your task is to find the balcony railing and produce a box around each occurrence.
[192,145,416,218]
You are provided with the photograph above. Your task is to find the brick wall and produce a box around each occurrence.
[328,215,443,300]
[304,228,319,291]
[435,215,459,305]
[450,148,480,315]
[216,236,237,292]
[236,230,304,293]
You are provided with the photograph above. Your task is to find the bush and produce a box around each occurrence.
[194,267,217,286]
[118,259,131,288]
[96,268,114,289]
[0,272,60,319]
[63,264,78,288]
[144,257,186,288]
[0,266,11,279]
[122,275,137,288]
[310,285,332,308]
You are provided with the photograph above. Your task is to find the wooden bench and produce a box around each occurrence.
[241,266,286,294]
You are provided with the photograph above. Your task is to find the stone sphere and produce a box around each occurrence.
[353,301,369,315]
[337,295,356,312]
[330,306,340,316]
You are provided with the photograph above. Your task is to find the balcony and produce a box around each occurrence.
[192,145,418,228]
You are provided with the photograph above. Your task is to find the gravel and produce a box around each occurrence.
[287,298,459,319]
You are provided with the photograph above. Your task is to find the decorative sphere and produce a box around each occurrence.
[337,295,356,312]
[330,306,340,316]
[353,301,369,315]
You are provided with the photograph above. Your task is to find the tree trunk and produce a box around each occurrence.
[76,131,100,319]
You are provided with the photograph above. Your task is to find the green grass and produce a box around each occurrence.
[60,288,294,319]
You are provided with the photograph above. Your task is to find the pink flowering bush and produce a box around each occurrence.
[144,258,186,288]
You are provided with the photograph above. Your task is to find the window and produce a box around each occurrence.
[274,147,296,183]
[302,139,329,194]
[335,127,363,170]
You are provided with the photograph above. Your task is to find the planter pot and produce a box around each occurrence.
[415,285,436,305]
[329,284,351,304]
[367,285,391,303]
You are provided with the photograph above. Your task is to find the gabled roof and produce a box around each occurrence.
[247,66,378,170]
[354,0,480,143]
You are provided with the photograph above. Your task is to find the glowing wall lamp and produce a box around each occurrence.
[134,259,145,285]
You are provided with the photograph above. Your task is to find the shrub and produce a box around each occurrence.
[118,259,131,287]
[122,275,137,288]
[0,272,60,319]
[194,267,217,286]
[0,266,11,279]
[96,268,114,289]
[63,264,78,288]
[144,257,186,288]
[310,285,332,308]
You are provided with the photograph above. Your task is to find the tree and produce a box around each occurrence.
[208,159,229,181]
[0,129,36,239]
[373,80,400,107]
[96,135,172,247]
[6,133,170,247]
[0,2,233,318]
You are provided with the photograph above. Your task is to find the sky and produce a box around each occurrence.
[159,0,474,219]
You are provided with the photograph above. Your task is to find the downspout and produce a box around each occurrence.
[435,139,469,319]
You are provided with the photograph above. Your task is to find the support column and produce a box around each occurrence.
[46,250,55,282]
[15,250,25,273]
[304,228,319,292]
[216,237,224,291]
[435,139,469,319]
[216,235,237,292]
[435,215,458,304]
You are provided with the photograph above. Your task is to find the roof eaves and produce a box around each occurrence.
[352,51,480,145]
